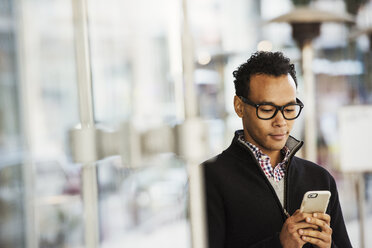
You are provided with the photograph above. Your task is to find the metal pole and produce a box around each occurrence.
[71,0,99,247]
[182,0,198,119]
[302,41,317,162]
[71,0,94,128]
[14,0,38,246]
[188,162,208,248]
[181,0,208,247]
[356,173,366,248]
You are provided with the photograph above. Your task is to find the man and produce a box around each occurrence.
[202,51,351,248]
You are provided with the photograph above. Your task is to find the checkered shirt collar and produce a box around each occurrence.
[237,131,290,182]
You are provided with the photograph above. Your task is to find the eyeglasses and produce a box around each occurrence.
[239,96,304,120]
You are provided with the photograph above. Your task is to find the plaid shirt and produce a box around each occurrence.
[238,132,290,182]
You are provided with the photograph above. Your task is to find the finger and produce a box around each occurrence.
[295,222,319,230]
[300,228,332,246]
[301,235,329,247]
[312,213,331,225]
[299,228,331,242]
[286,215,318,230]
[285,221,318,236]
[305,217,332,233]
[291,210,313,222]
[282,223,307,246]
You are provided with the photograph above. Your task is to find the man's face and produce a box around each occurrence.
[234,73,297,156]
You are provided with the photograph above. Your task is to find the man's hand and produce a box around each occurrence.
[298,213,332,248]
[280,210,319,248]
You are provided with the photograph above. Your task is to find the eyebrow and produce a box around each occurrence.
[258,99,297,105]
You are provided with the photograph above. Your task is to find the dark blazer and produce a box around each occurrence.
[202,131,352,248]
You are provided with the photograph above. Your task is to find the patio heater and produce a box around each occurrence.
[269,7,354,162]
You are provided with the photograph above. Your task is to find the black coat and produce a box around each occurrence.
[202,131,352,248]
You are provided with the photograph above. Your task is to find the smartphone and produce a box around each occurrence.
[300,190,331,214]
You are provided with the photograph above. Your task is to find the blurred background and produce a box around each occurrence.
[1,0,372,247]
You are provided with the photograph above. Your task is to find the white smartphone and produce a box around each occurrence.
[300,190,331,214]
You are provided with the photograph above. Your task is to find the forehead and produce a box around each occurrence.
[248,74,297,104]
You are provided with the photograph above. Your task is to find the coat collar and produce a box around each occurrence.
[228,130,303,161]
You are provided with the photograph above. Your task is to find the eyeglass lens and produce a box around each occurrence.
[257,104,301,120]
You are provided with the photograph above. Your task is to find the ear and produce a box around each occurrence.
[234,95,244,118]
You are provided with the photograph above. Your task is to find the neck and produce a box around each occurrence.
[267,151,283,168]
[240,132,284,168]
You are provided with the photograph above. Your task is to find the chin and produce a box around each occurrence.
[270,141,287,151]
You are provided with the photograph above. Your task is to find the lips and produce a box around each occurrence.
[269,132,288,140]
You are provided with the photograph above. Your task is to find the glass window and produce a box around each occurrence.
[0,0,25,247]
[87,0,191,247]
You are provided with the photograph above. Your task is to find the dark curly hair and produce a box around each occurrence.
[233,51,297,97]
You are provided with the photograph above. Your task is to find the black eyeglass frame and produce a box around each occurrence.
[238,96,304,120]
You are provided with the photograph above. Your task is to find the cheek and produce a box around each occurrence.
[286,120,295,130]
[244,117,270,135]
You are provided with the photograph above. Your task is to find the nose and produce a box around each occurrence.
[273,110,287,127]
